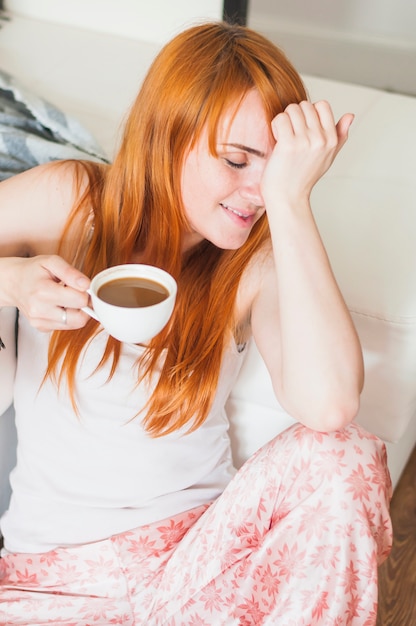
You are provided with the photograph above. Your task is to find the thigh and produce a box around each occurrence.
[0,504,209,626]
[145,422,392,625]
[0,539,133,625]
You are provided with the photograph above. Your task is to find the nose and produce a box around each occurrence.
[239,173,264,208]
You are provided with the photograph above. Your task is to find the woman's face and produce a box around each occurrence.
[181,90,274,251]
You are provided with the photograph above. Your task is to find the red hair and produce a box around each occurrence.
[47,21,307,435]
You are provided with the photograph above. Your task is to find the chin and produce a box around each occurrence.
[217,236,249,251]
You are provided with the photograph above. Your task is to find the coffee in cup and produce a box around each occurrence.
[83,264,177,343]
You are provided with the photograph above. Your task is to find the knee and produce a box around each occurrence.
[235,421,393,563]
[261,421,393,562]
[262,420,392,514]
[312,421,392,501]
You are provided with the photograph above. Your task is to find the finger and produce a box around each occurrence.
[298,100,327,131]
[41,255,90,291]
[53,281,90,310]
[56,306,90,329]
[309,102,353,154]
[32,306,89,332]
[312,101,353,142]
[311,100,336,130]
[336,112,354,144]
[283,101,334,138]
[282,102,311,134]
[270,110,296,142]
[304,101,338,148]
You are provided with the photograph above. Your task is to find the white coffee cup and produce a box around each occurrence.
[83,264,177,343]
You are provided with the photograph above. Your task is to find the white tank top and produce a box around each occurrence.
[1,315,245,553]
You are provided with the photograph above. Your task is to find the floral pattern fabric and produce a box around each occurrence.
[0,422,392,625]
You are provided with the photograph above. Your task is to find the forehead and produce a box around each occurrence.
[216,90,274,155]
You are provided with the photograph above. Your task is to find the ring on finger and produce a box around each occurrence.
[61,307,67,325]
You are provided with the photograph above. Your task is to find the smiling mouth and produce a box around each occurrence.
[220,203,252,220]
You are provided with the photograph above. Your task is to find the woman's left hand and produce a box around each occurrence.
[252,99,363,432]
[261,100,354,207]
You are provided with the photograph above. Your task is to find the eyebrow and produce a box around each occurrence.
[220,143,267,159]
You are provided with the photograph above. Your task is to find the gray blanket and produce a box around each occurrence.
[0,68,108,181]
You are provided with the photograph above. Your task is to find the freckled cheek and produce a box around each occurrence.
[180,172,201,217]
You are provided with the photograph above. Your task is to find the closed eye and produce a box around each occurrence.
[224,159,247,170]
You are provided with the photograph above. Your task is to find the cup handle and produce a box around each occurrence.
[81,288,99,321]
[82,305,99,321]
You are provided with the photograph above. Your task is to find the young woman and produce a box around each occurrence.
[0,21,391,625]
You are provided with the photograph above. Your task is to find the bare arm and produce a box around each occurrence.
[0,162,90,330]
[251,101,363,432]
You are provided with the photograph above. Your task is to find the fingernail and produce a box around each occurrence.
[77,277,90,289]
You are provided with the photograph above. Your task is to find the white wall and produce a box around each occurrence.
[5,0,415,94]
[249,0,416,96]
[4,0,224,44]
[251,0,416,42]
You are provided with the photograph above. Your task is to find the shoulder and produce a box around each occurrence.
[0,161,92,257]
[0,160,89,207]
[0,159,85,187]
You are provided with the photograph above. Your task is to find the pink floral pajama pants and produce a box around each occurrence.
[0,422,392,625]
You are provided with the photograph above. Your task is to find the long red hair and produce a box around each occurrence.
[47,21,307,435]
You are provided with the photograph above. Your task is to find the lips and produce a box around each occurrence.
[220,203,254,222]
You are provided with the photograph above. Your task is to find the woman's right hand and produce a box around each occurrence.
[3,255,91,332]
